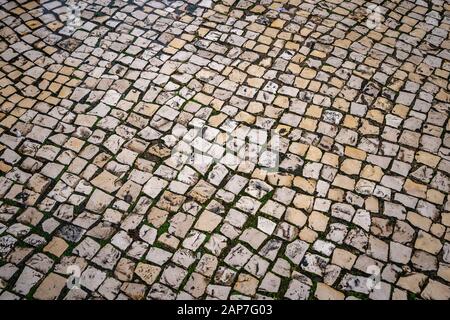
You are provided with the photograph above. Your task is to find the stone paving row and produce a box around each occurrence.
[0,0,449,300]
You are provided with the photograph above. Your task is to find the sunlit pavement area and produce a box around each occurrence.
[0,0,449,300]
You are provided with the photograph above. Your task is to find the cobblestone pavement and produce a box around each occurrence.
[0,0,449,300]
